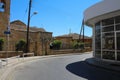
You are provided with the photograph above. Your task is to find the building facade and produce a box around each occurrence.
[84,0,120,62]
[55,33,92,49]
[10,20,52,56]
[0,0,10,37]
[0,0,53,57]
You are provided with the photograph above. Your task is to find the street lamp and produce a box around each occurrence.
[31,12,37,17]
[26,0,37,53]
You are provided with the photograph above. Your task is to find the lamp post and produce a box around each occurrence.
[26,0,32,53]
[26,0,37,53]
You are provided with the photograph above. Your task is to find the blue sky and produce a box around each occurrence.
[10,0,101,37]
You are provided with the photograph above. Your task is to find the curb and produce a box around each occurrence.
[0,56,40,80]
[85,58,120,73]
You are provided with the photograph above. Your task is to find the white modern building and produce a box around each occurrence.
[84,0,120,62]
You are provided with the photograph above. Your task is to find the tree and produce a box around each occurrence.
[16,39,26,52]
[0,38,4,51]
[52,40,62,50]
[72,41,84,49]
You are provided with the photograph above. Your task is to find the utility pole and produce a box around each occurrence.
[79,19,84,43]
[26,0,32,53]
[82,19,84,43]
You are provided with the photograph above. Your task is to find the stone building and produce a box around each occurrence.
[54,36,73,49]
[0,0,53,57]
[9,20,52,56]
[0,0,10,38]
[55,33,92,49]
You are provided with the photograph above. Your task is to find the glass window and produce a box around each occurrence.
[95,36,101,49]
[102,33,114,50]
[102,51,115,60]
[102,32,114,37]
[116,32,120,50]
[95,51,101,58]
[95,22,101,49]
[95,22,101,35]
[115,16,120,24]
[116,24,120,31]
[117,52,120,61]
[102,18,114,26]
[0,2,5,12]
[95,15,120,61]
[102,26,114,32]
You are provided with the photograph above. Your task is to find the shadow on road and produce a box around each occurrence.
[66,61,120,80]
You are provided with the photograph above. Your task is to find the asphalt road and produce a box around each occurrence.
[10,53,120,80]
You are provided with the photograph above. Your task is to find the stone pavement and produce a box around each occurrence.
[85,58,120,72]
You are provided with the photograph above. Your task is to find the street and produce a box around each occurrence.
[9,53,120,80]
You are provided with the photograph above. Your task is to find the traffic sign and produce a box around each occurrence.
[4,31,11,34]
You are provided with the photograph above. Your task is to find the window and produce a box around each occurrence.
[102,51,115,60]
[117,52,120,61]
[102,32,114,50]
[95,22,101,58]
[102,18,114,26]
[116,24,120,31]
[95,22,101,34]
[95,22,101,49]
[0,2,5,12]
[95,50,101,58]
[94,15,120,61]
[115,16,120,24]
[102,26,114,32]
[116,32,120,50]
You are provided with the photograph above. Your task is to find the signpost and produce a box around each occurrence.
[4,30,10,65]
[4,31,11,34]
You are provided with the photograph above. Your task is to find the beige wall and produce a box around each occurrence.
[9,29,52,56]
[55,37,73,49]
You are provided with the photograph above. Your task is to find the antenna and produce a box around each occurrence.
[69,28,71,34]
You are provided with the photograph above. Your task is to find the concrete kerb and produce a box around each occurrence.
[85,58,120,73]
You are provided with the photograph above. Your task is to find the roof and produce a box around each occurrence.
[10,20,46,32]
[55,33,91,39]
[30,26,46,32]
[10,20,26,26]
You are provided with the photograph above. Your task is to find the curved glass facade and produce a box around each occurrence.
[95,15,120,61]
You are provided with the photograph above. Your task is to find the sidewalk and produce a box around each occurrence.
[85,58,120,72]
[0,56,40,80]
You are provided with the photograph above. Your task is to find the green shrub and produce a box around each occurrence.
[16,39,26,52]
[0,38,4,51]
[52,40,62,50]
[73,41,79,49]
[72,41,84,49]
